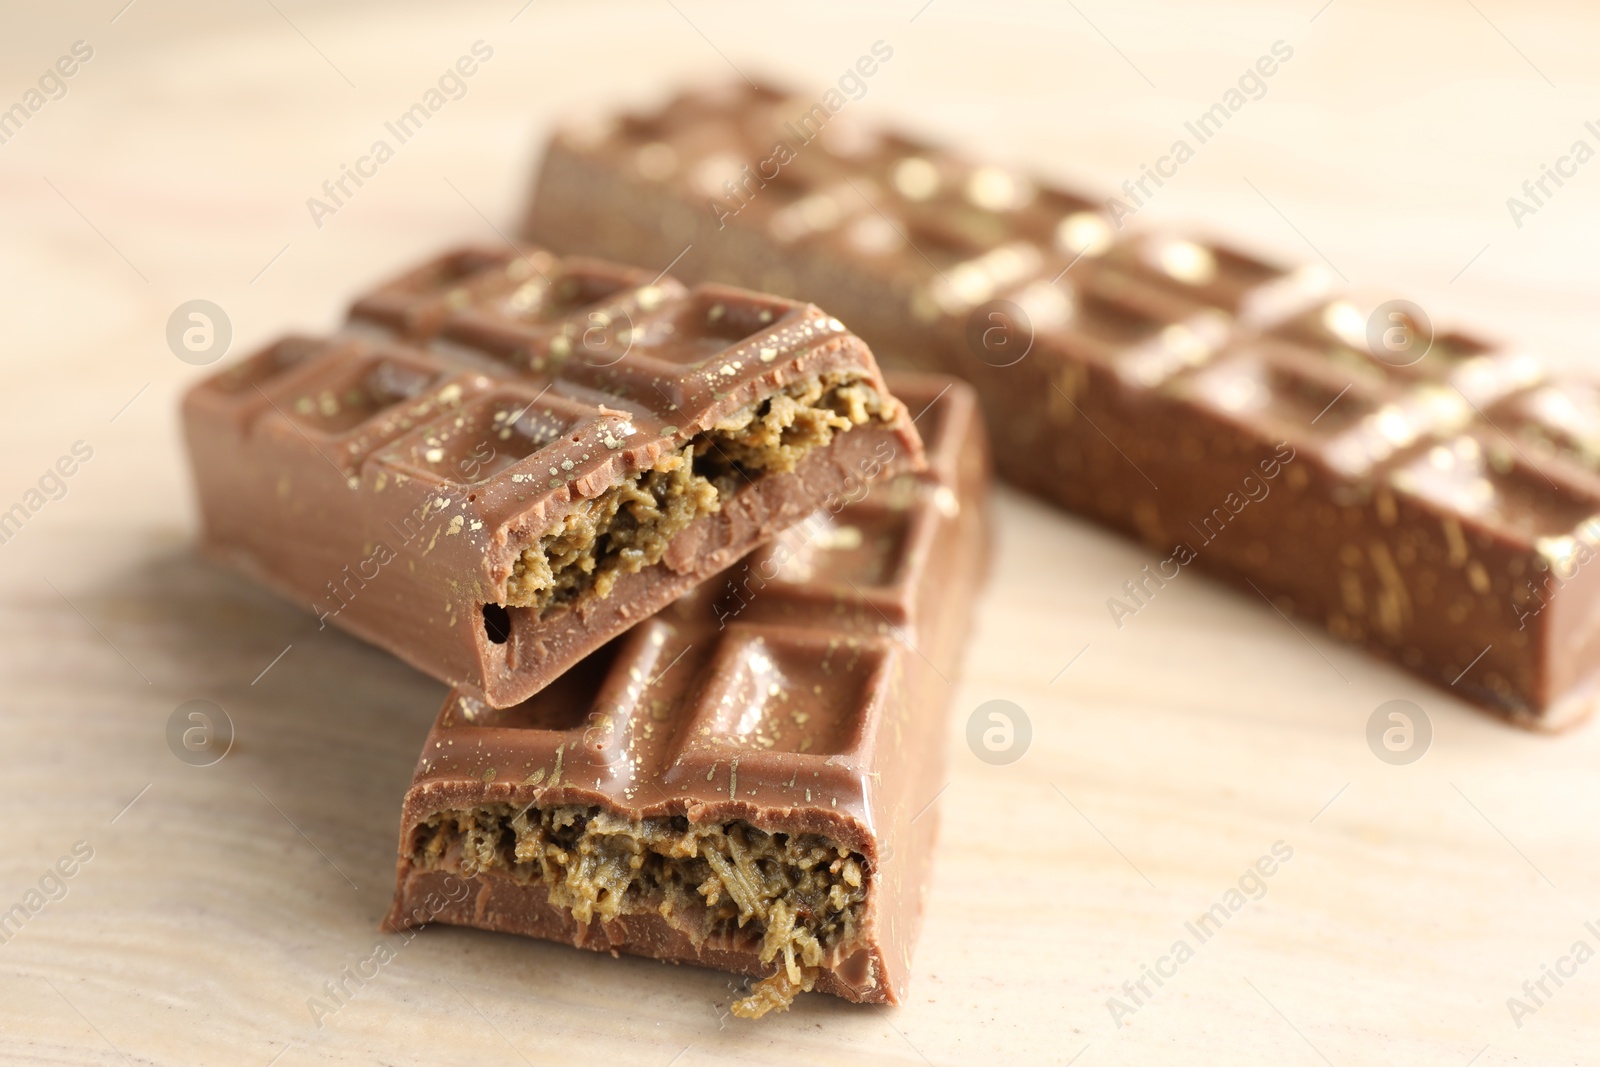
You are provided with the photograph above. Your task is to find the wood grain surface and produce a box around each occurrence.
[3,1,1599,1064]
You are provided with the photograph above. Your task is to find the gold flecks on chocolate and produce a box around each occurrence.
[1340,571,1366,616]
[1368,541,1411,639]
[1375,489,1398,527]
[1442,517,1469,567]
[1466,560,1492,595]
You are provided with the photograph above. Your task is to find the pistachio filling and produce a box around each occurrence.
[502,375,891,614]
[503,443,716,611]
[409,803,870,1017]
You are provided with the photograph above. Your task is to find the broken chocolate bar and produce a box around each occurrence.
[524,82,1600,728]
[382,374,990,1015]
[182,246,923,707]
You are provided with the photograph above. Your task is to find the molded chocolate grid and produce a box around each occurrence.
[389,374,989,1006]
[1493,381,1600,472]
[412,374,977,813]
[527,81,1600,725]
[349,246,544,339]
[535,83,1566,472]
[183,243,922,708]
[349,246,861,425]
[553,82,1331,336]
[1165,325,1600,719]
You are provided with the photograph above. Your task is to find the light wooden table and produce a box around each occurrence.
[4,1,1600,1063]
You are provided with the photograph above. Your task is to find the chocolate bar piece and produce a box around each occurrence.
[525,82,1600,728]
[183,246,923,707]
[382,374,990,1015]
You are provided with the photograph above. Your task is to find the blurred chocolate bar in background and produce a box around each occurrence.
[524,81,1600,728]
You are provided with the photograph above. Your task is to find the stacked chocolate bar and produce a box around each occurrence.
[525,81,1600,729]
[382,372,987,1015]
[185,69,1597,1024]
[182,245,992,1014]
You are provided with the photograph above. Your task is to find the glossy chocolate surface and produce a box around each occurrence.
[384,374,991,1006]
[183,246,923,706]
[526,82,1600,727]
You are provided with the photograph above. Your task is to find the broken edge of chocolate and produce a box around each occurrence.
[182,246,925,707]
[383,373,992,1014]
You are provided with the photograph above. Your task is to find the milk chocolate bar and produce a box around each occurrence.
[525,82,1600,727]
[382,374,990,1015]
[182,246,923,706]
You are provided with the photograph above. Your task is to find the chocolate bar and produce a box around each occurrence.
[524,82,1600,728]
[183,246,923,707]
[382,374,990,1015]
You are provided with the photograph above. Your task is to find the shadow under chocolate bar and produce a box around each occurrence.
[383,374,991,1016]
[523,81,1600,728]
[182,245,923,707]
